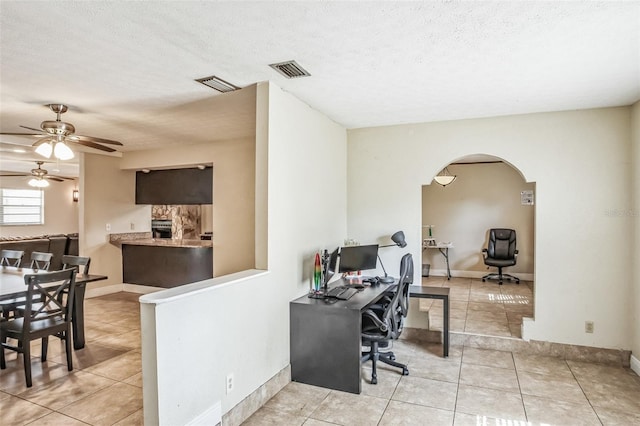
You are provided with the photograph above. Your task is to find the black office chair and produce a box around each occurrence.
[0,268,77,387]
[361,253,412,384]
[482,228,519,284]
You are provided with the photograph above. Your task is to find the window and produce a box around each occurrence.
[0,188,44,225]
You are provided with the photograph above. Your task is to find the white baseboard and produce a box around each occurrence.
[84,283,164,299]
[631,354,640,376]
[426,269,534,281]
[122,283,165,294]
[187,401,221,426]
[84,284,123,298]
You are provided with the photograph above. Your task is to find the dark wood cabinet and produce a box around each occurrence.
[135,167,212,205]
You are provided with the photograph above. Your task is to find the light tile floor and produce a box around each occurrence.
[0,292,143,425]
[3,288,639,426]
[244,342,640,425]
[244,277,640,425]
[419,276,534,338]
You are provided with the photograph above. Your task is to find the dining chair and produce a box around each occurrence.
[29,251,53,271]
[0,250,27,319]
[0,268,77,387]
[61,255,91,275]
[0,249,24,267]
[1,252,53,319]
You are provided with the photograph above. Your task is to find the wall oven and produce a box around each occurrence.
[151,219,172,239]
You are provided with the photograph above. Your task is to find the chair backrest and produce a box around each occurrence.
[22,268,77,334]
[30,251,53,271]
[486,228,517,260]
[1,249,24,267]
[62,255,91,275]
[382,253,413,339]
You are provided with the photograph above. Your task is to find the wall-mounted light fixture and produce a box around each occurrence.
[72,188,79,202]
[434,167,457,187]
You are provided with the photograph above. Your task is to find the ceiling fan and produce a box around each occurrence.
[0,161,74,188]
[0,103,123,160]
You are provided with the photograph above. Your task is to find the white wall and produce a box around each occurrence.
[348,107,633,350]
[141,82,348,425]
[81,153,151,291]
[422,162,535,278]
[0,176,78,237]
[632,101,640,366]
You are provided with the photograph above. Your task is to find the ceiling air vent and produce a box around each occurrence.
[195,75,240,93]
[269,60,311,79]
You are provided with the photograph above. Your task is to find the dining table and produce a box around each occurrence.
[0,266,108,349]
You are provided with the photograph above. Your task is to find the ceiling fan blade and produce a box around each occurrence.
[0,172,29,177]
[68,140,117,153]
[72,134,123,146]
[19,125,46,133]
[45,176,65,182]
[0,131,42,137]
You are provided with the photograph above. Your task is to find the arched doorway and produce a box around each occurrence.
[420,154,535,339]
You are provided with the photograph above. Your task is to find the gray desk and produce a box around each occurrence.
[409,285,450,357]
[290,278,392,394]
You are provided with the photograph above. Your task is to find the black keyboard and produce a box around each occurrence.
[326,286,359,300]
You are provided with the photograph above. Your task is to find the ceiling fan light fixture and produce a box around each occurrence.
[28,177,49,188]
[54,142,74,160]
[434,167,457,187]
[35,142,53,158]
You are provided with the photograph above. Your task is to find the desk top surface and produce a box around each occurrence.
[0,267,108,297]
[409,285,450,298]
[423,243,454,249]
[291,277,394,310]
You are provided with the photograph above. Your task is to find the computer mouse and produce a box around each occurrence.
[351,284,365,290]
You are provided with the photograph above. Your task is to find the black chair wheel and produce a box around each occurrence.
[390,354,396,361]
[371,377,377,385]
[402,368,409,376]
[482,278,486,282]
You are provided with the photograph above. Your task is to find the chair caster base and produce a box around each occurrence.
[371,376,377,385]
[402,368,409,376]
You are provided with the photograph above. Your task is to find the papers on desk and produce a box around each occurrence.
[422,241,453,248]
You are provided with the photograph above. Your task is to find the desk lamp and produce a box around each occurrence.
[378,231,407,284]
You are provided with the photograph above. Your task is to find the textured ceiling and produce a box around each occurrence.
[1,1,639,176]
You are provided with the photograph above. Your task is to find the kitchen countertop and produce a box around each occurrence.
[119,238,213,248]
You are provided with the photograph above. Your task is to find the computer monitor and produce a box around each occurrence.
[322,248,339,285]
[338,244,379,273]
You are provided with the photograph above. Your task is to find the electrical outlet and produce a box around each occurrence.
[105,223,111,232]
[226,373,234,394]
[585,321,594,333]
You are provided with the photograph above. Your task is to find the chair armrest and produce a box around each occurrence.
[362,308,388,332]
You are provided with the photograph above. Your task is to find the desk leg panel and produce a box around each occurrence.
[290,302,362,394]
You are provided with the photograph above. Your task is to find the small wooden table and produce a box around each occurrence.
[0,266,108,349]
[409,285,450,357]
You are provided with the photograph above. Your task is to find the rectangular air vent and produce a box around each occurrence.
[269,60,311,79]
[195,75,240,93]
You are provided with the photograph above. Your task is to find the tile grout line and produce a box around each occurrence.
[511,351,530,424]
[566,359,605,425]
